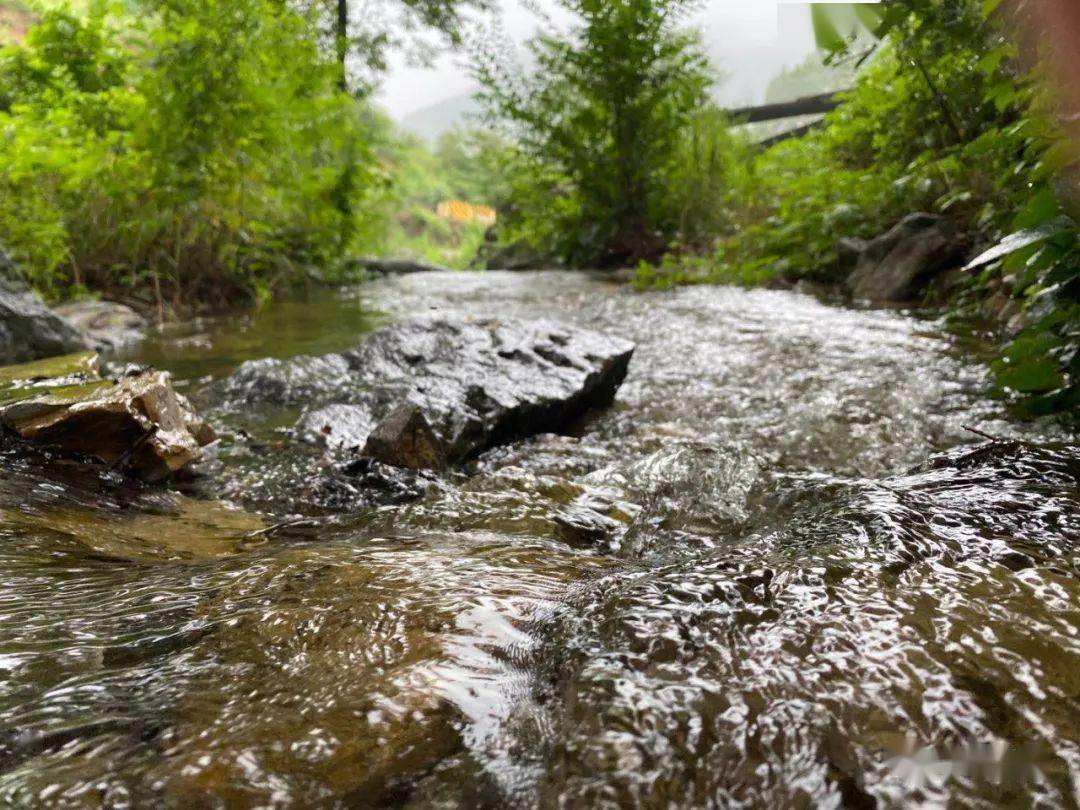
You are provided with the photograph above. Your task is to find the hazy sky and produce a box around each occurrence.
[374,0,820,119]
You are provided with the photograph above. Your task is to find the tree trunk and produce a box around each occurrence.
[336,0,348,92]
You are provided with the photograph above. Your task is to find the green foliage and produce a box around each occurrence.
[368,123,510,269]
[816,0,1079,418]
[476,0,715,267]
[0,1,383,305]
[662,108,754,253]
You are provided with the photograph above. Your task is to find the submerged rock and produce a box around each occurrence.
[295,403,375,451]
[0,247,88,364]
[846,213,967,303]
[0,355,214,482]
[54,299,147,352]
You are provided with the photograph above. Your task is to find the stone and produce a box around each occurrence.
[223,353,354,405]
[0,247,88,364]
[353,257,454,274]
[553,503,624,547]
[476,236,552,271]
[0,362,215,483]
[836,237,868,273]
[846,213,967,303]
[295,403,376,451]
[362,401,447,470]
[347,318,635,467]
[225,318,634,470]
[54,300,147,352]
[220,318,634,508]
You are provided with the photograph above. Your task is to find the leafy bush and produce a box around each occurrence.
[476,0,715,267]
[0,2,382,307]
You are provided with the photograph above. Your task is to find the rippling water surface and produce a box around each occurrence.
[0,272,1076,808]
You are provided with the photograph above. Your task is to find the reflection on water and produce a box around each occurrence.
[0,272,1076,807]
[128,287,386,384]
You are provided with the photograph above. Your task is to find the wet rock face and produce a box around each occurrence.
[846,213,967,303]
[226,318,636,469]
[354,257,453,275]
[215,318,634,513]
[0,248,88,364]
[363,402,447,470]
[0,359,214,483]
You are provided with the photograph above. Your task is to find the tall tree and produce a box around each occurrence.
[476,0,713,266]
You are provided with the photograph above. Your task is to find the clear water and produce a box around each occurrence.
[0,271,1076,808]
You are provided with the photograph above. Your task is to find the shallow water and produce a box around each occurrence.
[0,271,1076,808]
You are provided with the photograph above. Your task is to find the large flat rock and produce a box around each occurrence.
[225,318,635,469]
[54,300,147,352]
[0,355,214,482]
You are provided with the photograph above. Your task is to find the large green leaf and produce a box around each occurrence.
[995,359,1064,393]
[811,5,846,53]
[963,216,1075,271]
[852,4,883,33]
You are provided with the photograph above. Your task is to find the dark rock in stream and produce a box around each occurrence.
[220,317,634,511]
[227,317,634,463]
[354,257,455,274]
[846,213,968,303]
[0,247,88,364]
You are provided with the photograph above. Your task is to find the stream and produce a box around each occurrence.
[0,271,1077,808]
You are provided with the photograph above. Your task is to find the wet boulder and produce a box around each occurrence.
[0,354,214,482]
[351,318,634,466]
[846,213,967,303]
[54,300,147,353]
[0,247,88,364]
[295,403,376,451]
[224,353,355,406]
[218,318,634,513]
[226,318,634,469]
[354,257,454,275]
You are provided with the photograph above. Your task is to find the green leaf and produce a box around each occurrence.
[852,4,883,33]
[976,49,1005,77]
[811,6,846,53]
[964,216,1076,271]
[986,80,1018,112]
[1013,188,1063,230]
[996,359,1064,393]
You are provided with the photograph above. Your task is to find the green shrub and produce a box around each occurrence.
[476,0,715,267]
[0,2,382,306]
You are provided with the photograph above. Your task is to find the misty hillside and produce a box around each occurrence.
[399,93,482,142]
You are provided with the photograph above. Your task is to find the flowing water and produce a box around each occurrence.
[0,271,1077,808]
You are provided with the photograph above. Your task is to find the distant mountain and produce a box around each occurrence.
[399,93,483,142]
